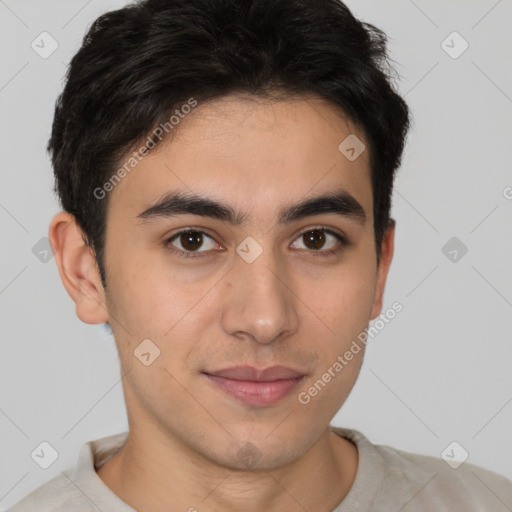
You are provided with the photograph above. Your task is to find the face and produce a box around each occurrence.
[55,93,394,471]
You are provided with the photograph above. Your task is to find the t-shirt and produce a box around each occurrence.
[8,427,512,511]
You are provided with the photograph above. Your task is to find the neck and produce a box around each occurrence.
[96,424,358,512]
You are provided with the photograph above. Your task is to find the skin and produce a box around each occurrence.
[49,93,395,512]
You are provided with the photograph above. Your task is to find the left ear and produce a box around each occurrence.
[369,219,395,320]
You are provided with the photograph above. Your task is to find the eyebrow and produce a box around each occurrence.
[137,189,366,226]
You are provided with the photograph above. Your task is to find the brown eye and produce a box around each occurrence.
[290,227,346,255]
[302,229,327,250]
[180,231,203,251]
[167,230,218,254]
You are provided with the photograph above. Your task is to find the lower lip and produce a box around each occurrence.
[204,374,304,406]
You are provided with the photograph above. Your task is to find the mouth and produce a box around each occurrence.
[202,366,306,406]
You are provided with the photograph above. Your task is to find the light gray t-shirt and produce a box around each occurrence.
[8,427,512,511]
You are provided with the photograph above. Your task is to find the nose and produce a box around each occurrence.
[220,248,299,345]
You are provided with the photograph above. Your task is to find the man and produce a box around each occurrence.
[9,0,512,510]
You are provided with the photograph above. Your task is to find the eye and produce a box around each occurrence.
[290,227,347,256]
[165,226,348,259]
[166,230,220,257]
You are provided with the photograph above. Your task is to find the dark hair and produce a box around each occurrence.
[49,0,410,286]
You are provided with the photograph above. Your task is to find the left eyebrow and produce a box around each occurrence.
[278,189,366,225]
[136,188,366,226]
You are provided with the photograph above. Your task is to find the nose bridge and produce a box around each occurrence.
[221,243,299,344]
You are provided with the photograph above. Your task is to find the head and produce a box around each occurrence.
[49,0,410,470]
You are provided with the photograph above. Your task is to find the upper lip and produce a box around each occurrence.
[204,365,305,382]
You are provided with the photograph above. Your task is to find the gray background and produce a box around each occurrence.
[0,0,511,508]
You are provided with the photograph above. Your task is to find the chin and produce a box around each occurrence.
[195,426,314,472]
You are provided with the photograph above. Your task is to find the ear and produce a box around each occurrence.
[49,211,109,324]
[369,219,395,320]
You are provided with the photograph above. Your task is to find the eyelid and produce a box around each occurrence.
[165,228,222,257]
[165,225,349,258]
[291,224,349,245]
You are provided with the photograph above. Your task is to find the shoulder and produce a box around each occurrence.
[377,442,512,510]
[334,427,512,511]
[7,470,96,512]
[8,432,131,512]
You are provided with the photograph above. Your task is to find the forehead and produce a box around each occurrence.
[108,93,373,225]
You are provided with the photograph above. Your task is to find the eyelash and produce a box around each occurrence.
[164,226,349,259]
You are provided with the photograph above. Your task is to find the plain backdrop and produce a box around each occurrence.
[0,0,511,508]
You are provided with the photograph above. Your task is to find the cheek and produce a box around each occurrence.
[106,251,208,337]
[105,255,224,385]
[301,261,376,347]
